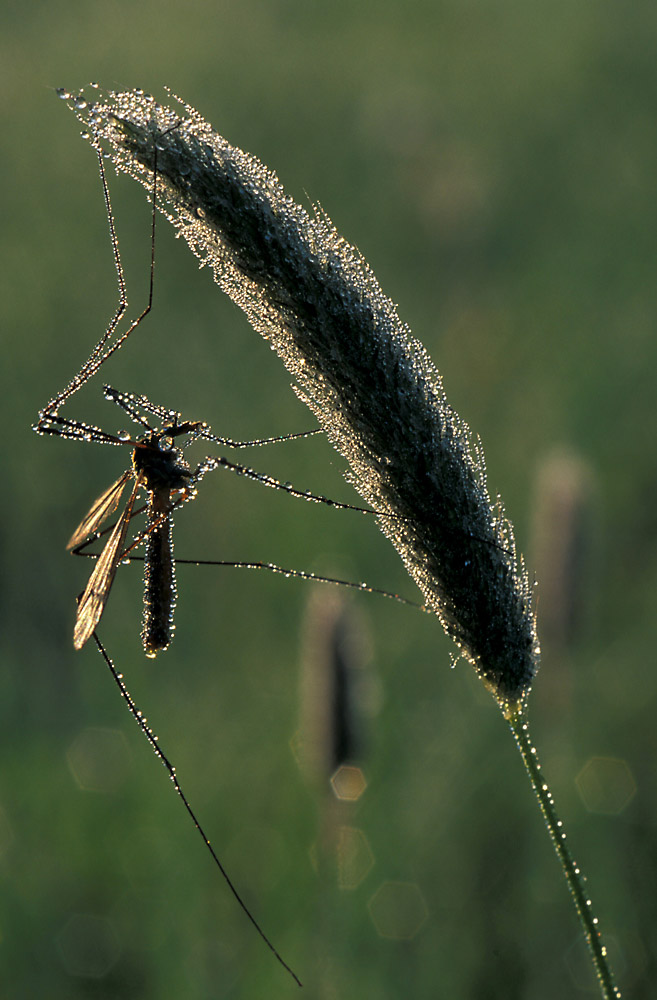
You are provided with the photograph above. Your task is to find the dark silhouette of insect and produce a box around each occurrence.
[39,384,414,658]
[66,400,199,655]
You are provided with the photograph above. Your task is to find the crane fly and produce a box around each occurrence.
[40,383,413,994]
[32,114,417,653]
[68,408,197,656]
[40,384,414,658]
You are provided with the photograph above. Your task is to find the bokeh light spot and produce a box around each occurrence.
[56,913,121,978]
[565,932,625,991]
[330,764,367,801]
[337,826,374,889]
[67,727,131,793]
[575,756,636,815]
[368,881,428,940]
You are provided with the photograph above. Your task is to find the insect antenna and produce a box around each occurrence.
[90,627,302,987]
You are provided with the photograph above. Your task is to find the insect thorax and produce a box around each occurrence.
[132,434,193,492]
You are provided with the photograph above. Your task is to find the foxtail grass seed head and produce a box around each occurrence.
[63,86,539,710]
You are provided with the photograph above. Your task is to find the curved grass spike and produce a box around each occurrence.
[62,86,620,996]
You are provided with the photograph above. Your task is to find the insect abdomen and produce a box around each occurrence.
[142,490,176,657]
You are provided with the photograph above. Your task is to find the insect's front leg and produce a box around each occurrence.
[34,412,129,446]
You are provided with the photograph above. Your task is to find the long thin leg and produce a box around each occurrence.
[195,454,401,518]
[73,540,425,611]
[35,412,131,447]
[104,384,323,449]
[36,142,159,423]
[90,629,302,987]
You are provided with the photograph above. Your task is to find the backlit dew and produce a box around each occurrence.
[47,84,622,997]
[564,934,624,995]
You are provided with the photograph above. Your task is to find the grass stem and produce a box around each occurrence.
[507,705,620,998]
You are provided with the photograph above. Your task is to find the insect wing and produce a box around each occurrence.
[67,472,132,550]
[73,481,140,650]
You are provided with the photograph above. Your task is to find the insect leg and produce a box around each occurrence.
[90,628,302,987]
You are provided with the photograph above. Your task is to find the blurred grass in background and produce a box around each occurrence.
[2,2,657,997]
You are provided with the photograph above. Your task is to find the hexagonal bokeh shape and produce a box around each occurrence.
[56,913,121,978]
[330,764,367,802]
[336,826,375,890]
[368,881,428,940]
[575,756,637,815]
[564,931,625,991]
[67,726,131,793]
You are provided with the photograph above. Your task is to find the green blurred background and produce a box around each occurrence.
[2,2,656,997]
